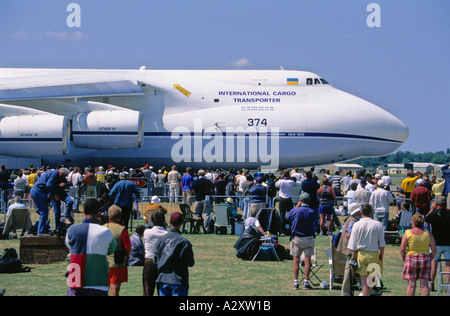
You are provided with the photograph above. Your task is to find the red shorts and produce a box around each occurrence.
[402,254,431,281]
[108,267,128,285]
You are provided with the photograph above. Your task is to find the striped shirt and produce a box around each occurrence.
[65,219,116,291]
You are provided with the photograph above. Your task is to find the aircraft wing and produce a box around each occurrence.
[0,72,144,102]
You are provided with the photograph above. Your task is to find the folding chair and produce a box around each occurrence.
[213,204,232,235]
[299,247,323,287]
[436,259,450,296]
[398,210,413,237]
[179,204,203,234]
[252,236,281,262]
[2,207,32,238]
[326,236,347,290]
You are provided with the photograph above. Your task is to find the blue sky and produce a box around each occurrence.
[1,0,449,155]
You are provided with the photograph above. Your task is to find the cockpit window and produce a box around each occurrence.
[306,78,329,85]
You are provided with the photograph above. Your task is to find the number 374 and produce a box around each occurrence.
[248,118,267,126]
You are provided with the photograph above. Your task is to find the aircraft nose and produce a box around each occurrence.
[359,103,409,156]
[387,114,409,143]
[330,89,409,156]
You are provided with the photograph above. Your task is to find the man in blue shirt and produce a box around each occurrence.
[109,173,140,229]
[31,167,70,235]
[128,224,145,266]
[181,167,194,206]
[286,192,317,290]
[249,176,267,214]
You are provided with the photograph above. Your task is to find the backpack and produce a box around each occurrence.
[0,248,23,273]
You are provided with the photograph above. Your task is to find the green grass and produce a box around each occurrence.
[0,228,440,297]
[0,203,446,296]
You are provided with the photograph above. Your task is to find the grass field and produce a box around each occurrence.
[0,201,447,297]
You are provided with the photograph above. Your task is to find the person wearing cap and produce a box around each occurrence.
[347,203,385,296]
[285,192,317,290]
[358,173,375,193]
[144,195,168,225]
[155,212,195,296]
[142,165,156,196]
[369,179,394,231]
[337,202,362,296]
[410,179,432,216]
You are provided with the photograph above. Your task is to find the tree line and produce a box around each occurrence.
[348,149,450,169]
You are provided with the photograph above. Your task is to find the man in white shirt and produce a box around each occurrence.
[68,167,83,213]
[275,170,298,235]
[381,172,392,187]
[347,203,385,296]
[369,180,394,230]
[167,165,181,204]
[237,170,248,193]
[143,210,168,296]
[290,166,303,183]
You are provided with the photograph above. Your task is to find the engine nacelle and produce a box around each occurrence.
[72,110,144,149]
[0,115,70,157]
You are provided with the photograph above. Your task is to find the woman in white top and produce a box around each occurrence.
[142,210,168,296]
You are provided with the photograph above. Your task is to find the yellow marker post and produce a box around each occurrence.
[173,84,191,97]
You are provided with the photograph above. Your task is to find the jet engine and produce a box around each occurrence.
[0,114,70,157]
[72,110,144,149]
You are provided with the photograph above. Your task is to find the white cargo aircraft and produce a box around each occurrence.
[0,67,409,169]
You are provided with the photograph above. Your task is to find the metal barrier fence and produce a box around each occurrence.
[2,186,414,235]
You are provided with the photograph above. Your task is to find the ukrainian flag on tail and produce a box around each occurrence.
[287,78,299,85]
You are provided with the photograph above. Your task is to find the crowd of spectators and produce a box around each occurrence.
[1,162,449,296]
